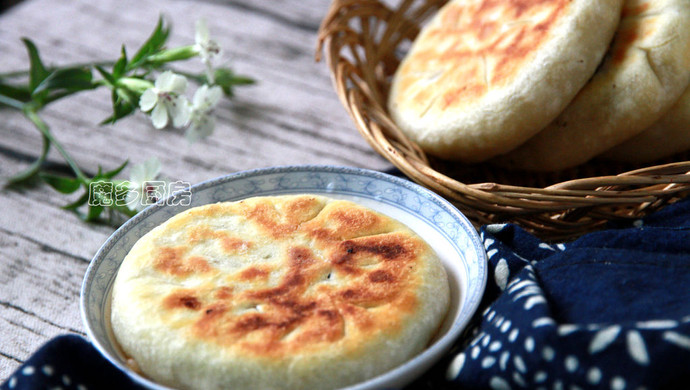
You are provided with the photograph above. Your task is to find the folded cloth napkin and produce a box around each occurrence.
[3,198,690,390]
[410,197,690,390]
[0,334,144,390]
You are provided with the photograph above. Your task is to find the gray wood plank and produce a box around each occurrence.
[0,232,88,379]
[0,0,393,380]
[0,0,390,182]
[0,152,115,258]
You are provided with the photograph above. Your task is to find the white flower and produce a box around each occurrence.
[125,158,165,212]
[139,71,191,129]
[186,84,222,142]
[194,19,222,83]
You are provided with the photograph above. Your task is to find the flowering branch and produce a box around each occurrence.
[0,17,254,224]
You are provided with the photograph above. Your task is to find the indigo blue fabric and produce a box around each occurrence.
[4,198,690,390]
[411,198,690,390]
[1,334,144,390]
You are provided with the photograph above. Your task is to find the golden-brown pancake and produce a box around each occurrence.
[110,195,449,390]
[603,84,690,163]
[388,0,623,162]
[495,0,690,171]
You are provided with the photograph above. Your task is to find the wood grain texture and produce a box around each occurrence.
[0,0,391,379]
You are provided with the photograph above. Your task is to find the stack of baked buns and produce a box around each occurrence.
[111,195,450,390]
[388,0,690,171]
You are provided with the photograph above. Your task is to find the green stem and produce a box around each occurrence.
[6,131,49,185]
[0,94,26,110]
[0,61,115,79]
[24,107,89,183]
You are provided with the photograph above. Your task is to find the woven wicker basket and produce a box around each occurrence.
[316,0,690,241]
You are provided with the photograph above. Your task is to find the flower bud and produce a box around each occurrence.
[146,45,199,64]
[117,77,154,94]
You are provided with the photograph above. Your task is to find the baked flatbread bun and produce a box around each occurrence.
[602,84,690,163]
[388,0,623,162]
[495,0,690,171]
[111,195,449,390]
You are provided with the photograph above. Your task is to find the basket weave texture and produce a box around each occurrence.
[317,0,690,241]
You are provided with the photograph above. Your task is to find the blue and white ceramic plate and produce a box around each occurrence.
[80,165,487,390]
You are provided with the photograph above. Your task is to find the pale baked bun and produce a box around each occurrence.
[495,0,690,171]
[603,84,690,163]
[111,195,450,390]
[388,0,623,163]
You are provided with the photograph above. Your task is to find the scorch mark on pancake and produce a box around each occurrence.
[239,266,271,281]
[153,247,214,277]
[622,1,651,18]
[163,290,202,310]
[409,0,570,108]
[159,231,423,357]
[149,197,432,359]
[188,226,253,254]
[243,196,327,239]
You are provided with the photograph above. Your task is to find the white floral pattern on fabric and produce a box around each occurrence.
[441,212,690,390]
[0,335,122,389]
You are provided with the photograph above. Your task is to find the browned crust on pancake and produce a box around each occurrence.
[188,226,252,253]
[148,196,429,358]
[163,289,203,311]
[491,0,690,171]
[610,3,651,66]
[398,0,570,109]
[153,247,214,277]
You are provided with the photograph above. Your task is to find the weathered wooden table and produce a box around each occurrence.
[0,0,392,378]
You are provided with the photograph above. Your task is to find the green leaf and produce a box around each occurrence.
[96,67,139,125]
[100,89,136,125]
[113,45,128,79]
[73,179,110,221]
[61,191,90,210]
[114,84,138,106]
[39,172,82,194]
[128,16,170,71]
[213,68,255,97]
[35,67,94,93]
[21,38,50,91]
[95,65,117,86]
[100,89,138,125]
[33,67,95,102]
[82,204,105,222]
[103,160,129,179]
[0,81,31,108]
[6,132,50,185]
